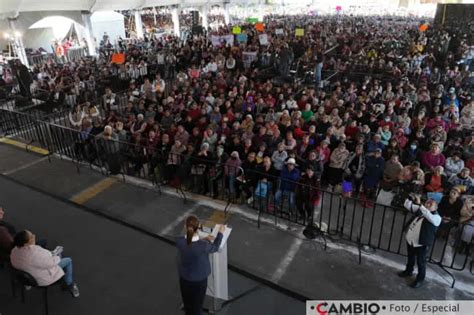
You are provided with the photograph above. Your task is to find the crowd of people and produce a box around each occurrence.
[121,10,226,38]
[3,14,474,256]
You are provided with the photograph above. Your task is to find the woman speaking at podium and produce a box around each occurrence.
[176,215,225,315]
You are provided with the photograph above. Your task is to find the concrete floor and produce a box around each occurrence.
[0,175,304,315]
[0,143,473,315]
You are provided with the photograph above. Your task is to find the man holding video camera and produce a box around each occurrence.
[398,195,441,288]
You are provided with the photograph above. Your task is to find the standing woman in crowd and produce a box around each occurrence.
[176,216,225,315]
[69,103,85,130]
[344,144,366,197]
[225,151,242,199]
[327,142,350,190]
[362,148,385,207]
[271,142,288,172]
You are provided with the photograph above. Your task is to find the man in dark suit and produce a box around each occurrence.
[398,197,441,288]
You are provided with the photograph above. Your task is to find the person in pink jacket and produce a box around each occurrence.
[421,143,446,172]
[10,230,79,297]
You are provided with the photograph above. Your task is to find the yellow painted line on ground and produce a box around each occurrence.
[204,209,229,226]
[70,177,117,205]
[0,137,49,155]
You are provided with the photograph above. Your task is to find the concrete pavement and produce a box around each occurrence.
[0,142,473,315]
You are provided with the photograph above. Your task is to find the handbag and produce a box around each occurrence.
[191,164,206,175]
[376,189,395,206]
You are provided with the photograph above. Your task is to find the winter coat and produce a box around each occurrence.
[279,166,301,192]
[10,245,64,286]
[329,148,350,169]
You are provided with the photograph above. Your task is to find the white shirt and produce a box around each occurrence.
[157,53,165,64]
[286,99,298,109]
[138,64,148,76]
[206,95,215,105]
[207,62,218,73]
[129,67,140,80]
[153,79,165,93]
[184,234,200,242]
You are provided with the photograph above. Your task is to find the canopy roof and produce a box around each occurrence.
[0,0,227,17]
[2,0,467,19]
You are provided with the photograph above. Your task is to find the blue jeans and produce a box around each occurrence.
[315,62,323,85]
[58,257,74,286]
[228,175,236,194]
[275,190,296,209]
[279,62,289,76]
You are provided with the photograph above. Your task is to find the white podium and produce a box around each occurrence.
[199,224,232,313]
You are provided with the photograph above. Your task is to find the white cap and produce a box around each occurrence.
[286,158,296,165]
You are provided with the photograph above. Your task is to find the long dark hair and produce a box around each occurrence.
[14,230,30,248]
[186,216,199,245]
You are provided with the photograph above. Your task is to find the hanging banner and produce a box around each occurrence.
[237,34,248,43]
[295,28,304,37]
[111,53,125,64]
[275,28,284,35]
[232,26,242,35]
[259,34,269,46]
[255,23,265,32]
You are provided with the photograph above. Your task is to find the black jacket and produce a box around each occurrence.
[419,214,439,247]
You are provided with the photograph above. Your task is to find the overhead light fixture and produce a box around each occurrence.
[14,31,22,38]
[4,32,10,39]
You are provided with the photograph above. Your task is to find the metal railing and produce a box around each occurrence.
[0,108,472,288]
[239,167,472,281]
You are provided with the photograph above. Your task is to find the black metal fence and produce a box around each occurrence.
[27,48,88,67]
[0,108,472,288]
